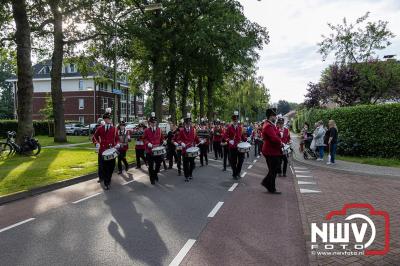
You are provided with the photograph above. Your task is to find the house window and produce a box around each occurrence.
[79,116,85,124]
[121,102,127,115]
[79,98,84,110]
[70,64,76,73]
[137,104,143,114]
[79,80,84,90]
[102,97,108,110]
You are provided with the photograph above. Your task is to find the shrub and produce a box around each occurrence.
[0,120,53,137]
[293,103,400,158]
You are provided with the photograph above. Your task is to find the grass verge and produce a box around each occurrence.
[337,155,400,168]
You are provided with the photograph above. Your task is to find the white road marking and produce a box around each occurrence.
[169,239,196,266]
[298,181,316,185]
[290,165,295,175]
[228,183,239,192]
[247,164,253,169]
[72,192,102,204]
[257,155,260,159]
[294,167,307,170]
[296,175,313,178]
[300,188,321,194]
[253,159,257,163]
[0,218,35,233]
[122,180,135,185]
[240,172,247,178]
[208,202,224,218]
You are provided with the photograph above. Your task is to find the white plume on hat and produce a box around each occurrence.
[201,117,205,122]
[180,118,184,123]
[186,113,191,119]
[106,107,112,113]
[151,112,156,117]
[233,110,239,116]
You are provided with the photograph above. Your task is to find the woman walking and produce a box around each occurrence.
[327,120,338,165]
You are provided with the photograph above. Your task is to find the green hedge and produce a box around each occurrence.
[0,120,53,137]
[293,103,400,158]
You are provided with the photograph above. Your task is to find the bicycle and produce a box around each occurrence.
[1,131,41,157]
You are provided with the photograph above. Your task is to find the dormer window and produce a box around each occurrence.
[39,65,52,74]
[70,64,76,73]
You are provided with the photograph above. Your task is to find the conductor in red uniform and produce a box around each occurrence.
[226,111,246,179]
[175,113,199,182]
[261,108,283,194]
[93,108,120,190]
[143,112,164,185]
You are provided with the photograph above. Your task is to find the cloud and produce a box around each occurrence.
[239,0,400,103]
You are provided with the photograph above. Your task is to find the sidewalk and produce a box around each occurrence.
[42,142,92,148]
[291,133,400,178]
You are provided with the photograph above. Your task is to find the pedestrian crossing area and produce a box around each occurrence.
[291,166,321,194]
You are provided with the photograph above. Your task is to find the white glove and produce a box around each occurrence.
[200,140,205,144]
[115,144,120,149]
[163,140,167,145]
[148,143,153,148]
[229,140,234,145]
[95,143,100,153]
[181,143,186,148]
[174,142,179,146]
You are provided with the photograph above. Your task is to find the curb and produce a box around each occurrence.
[292,154,400,180]
[0,162,136,206]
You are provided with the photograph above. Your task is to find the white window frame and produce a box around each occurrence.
[79,79,84,90]
[70,64,76,73]
[79,98,84,110]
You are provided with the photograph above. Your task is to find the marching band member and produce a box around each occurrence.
[174,122,184,175]
[93,108,120,190]
[276,117,291,177]
[221,121,230,171]
[175,113,199,182]
[134,122,147,169]
[226,111,246,179]
[166,123,178,169]
[198,119,209,166]
[117,121,130,174]
[212,120,223,160]
[261,108,283,194]
[252,123,263,156]
[143,112,164,185]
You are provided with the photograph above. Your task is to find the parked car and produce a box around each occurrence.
[65,123,89,136]
[125,123,138,134]
[89,123,98,134]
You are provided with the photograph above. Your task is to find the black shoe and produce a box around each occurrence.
[214,157,217,160]
[269,191,282,194]
[168,166,173,169]
[105,185,110,190]
[97,179,103,183]
[261,181,268,189]
[185,178,189,182]
[206,161,208,165]
[189,176,193,179]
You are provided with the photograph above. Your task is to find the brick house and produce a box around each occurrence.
[7,60,144,124]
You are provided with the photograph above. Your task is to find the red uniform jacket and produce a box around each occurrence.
[117,130,130,152]
[143,127,164,154]
[225,124,246,149]
[262,121,282,156]
[252,128,262,140]
[213,127,223,142]
[175,127,199,154]
[277,127,291,144]
[93,125,119,155]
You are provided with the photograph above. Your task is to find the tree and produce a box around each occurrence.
[318,12,395,64]
[0,48,15,119]
[304,82,327,108]
[276,100,291,115]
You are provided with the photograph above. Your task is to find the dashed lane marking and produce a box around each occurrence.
[257,155,260,159]
[0,218,35,233]
[296,175,313,178]
[295,170,311,173]
[253,159,257,163]
[72,192,102,204]
[240,172,247,178]
[169,239,196,266]
[247,164,253,169]
[208,202,224,218]
[294,167,307,170]
[298,181,316,185]
[228,183,239,192]
[300,188,321,194]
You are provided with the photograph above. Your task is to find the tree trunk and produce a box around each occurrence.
[168,60,177,124]
[180,69,190,118]
[206,76,214,121]
[11,0,34,144]
[198,76,204,119]
[49,0,67,143]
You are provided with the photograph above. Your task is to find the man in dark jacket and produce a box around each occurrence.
[261,108,283,194]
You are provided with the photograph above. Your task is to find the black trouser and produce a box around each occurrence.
[98,154,103,181]
[258,141,263,155]
[135,149,147,168]
[209,139,213,152]
[162,155,167,170]
[167,145,177,168]
[99,155,115,186]
[222,145,229,170]
[254,140,259,156]
[213,141,222,159]
[262,155,280,192]
[278,154,288,175]
[183,156,195,178]
[118,150,129,172]
[199,143,208,166]
[229,148,244,177]
[176,150,182,173]
[147,154,162,184]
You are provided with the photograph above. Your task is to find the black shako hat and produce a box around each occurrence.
[103,107,112,119]
[266,108,277,118]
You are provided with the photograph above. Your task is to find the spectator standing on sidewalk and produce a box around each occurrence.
[313,121,326,161]
[327,120,338,165]
[299,122,309,152]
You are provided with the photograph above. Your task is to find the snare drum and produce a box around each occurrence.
[152,146,166,156]
[186,147,200,157]
[102,148,119,161]
[237,142,251,153]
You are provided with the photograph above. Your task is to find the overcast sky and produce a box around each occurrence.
[239,0,400,103]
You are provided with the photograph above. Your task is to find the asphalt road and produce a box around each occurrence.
[0,149,308,266]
